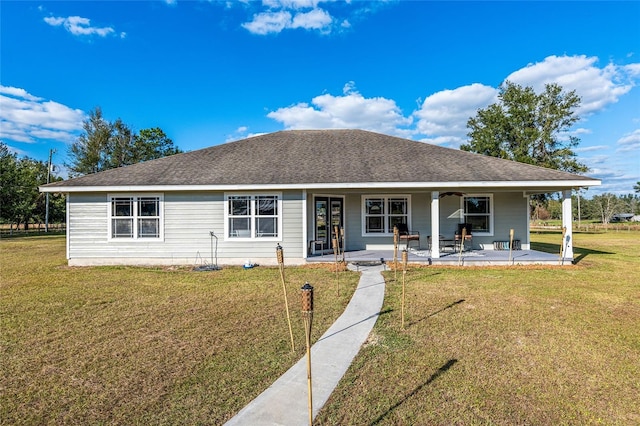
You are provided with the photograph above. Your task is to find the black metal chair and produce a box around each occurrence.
[396,223,420,250]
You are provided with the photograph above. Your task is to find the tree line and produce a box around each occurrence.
[1,107,181,228]
[533,192,640,224]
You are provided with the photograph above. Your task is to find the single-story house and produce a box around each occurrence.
[40,129,601,266]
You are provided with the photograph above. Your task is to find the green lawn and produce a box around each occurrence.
[0,235,359,425]
[316,231,640,425]
[2,232,638,425]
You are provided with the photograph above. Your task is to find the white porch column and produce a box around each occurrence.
[431,191,440,258]
[302,189,308,259]
[561,190,574,260]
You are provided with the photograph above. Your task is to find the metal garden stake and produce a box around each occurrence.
[301,282,314,426]
[276,244,295,352]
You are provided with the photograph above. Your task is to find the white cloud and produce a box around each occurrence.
[242,11,292,35]
[263,0,321,9]
[44,15,117,38]
[267,83,412,136]
[291,8,332,31]
[267,56,640,149]
[242,8,332,34]
[0,86,85,144]
[616,129,640,152]
[506,55,637,115]
[237,0,384,34]
[413,83,498,146]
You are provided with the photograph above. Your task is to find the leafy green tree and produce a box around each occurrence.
[106,118,135,170]
[0,142,19,222]
[0,142,63,228]
[131,127,181,163]
[67,107,112,177]
[462,81,588,174]
[619,194,639,215]
[634,182,640,193]
[67,107,182,177]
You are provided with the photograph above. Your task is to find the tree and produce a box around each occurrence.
[462,81,588,174]
[106,118,135,170]
[0,142,64,228]
[67,107,112,177]
[0,142,19,222]
[634,182,640,193]
[66,107,182,177]
[591,193,622,225]
[131,127,181,163]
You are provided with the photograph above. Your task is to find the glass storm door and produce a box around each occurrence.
[315,197,344,252]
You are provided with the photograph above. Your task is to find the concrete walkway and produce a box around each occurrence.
[225,263,386,426]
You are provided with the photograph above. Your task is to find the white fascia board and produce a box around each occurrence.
[39,179,600,193]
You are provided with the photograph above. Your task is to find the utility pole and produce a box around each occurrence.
[45,149,55,232]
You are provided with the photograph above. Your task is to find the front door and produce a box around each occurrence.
[314,196,344,253]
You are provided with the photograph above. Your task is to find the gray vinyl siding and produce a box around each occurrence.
[67,189,528,264]
[492,192,528,247]
[438,192,528,249]
[308,190,432,252]
[68,193,108,257]
[67,190,305,265]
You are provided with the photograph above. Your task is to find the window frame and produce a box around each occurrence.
[108,193,164,241]
[361,195,411,236]
[461,194,493,236]
[224,193,282,241]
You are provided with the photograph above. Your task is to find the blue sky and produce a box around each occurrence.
[1,0,639,196]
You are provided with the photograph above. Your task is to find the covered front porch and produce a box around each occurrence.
[306,247,567,266]
[305,189,576,265]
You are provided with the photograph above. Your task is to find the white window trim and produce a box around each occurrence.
[361,194,412,236]
[461,193,494,236]
[107,193,164,241]
[224,192,283,241]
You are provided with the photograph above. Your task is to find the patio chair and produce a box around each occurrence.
[454,223,473,251]
[396,223,420,250]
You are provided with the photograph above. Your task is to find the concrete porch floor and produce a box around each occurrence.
[307,247,569,266]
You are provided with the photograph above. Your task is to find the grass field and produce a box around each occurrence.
[316,231,640,425]
[0,235,359,425]
[2,232,639,425]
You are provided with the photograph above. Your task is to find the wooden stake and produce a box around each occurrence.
[559,227,566,265]
[508,228,514,264]
[332,237,339,296]
[340,227,345,263]
[393,226,399,281]
[276,244,295,353]
[301,283,314,426]
[457,227,467,266]
[402,249,408,329]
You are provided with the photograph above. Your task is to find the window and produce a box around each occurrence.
[226,194,281,239]
[462,195,493,235]
[109,195,162,239]
[363,195,410,235]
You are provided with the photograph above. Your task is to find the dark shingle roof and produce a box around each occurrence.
[43,129,599,189]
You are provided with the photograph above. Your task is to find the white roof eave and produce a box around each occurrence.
[39,179,601,193]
